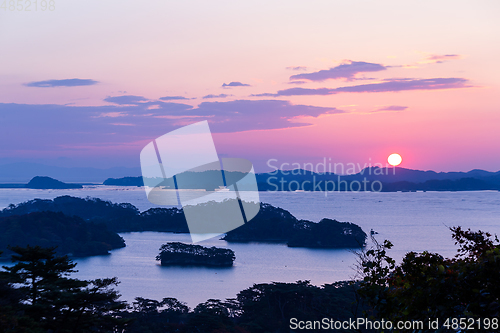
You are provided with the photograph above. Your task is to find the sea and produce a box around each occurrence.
[0,186,499,308]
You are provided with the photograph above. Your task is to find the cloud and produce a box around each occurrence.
[159,95,190,101]
[286,66,308,71]
[202,93,232,99]
[0,99,342,156]
[421,54,462,64]
[222,81,251,88]
[290,61,387,82]
[288,80,308,85]
[95,112,128,118]
[104,95,149,105]
[183,100,343,132]
[24,78,98,87]
[373,105,408,112]
[254,78,472,96]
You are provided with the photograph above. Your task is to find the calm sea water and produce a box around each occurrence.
[1,187,499,307]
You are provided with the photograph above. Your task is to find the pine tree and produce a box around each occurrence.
[1,245,129,332]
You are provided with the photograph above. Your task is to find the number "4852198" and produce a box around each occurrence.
[443,317,499,330]
[0,0,55,11]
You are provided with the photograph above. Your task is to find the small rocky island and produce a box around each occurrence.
[26,176,83,189]
[156,242,235,267]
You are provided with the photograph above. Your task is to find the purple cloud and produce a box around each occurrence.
[202,93,232,99]
[222,82,251,88]
[287,80,308,85]
[254,78,471,97]
[177,100,343,132]
[424,54,462,64]
[104,95,149,105]
[159,96,190,101]
[25,79,98,87]
[0,99,342,156]
[290,61,386,82]
[286,66,308,71]
[373,105,408,112]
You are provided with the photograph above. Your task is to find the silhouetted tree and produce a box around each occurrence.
[357,227,500,332]
[0,245,128,332]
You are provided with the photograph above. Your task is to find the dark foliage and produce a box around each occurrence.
[0,195,139,221]
[224,204,367,248]
[0,211,125,257]
[357,227,500,332]
[156,242,235,267]
[223,203,300,242]
[288,218,366,248]
[0,196,186,233]
[0,246,128,332]
[1,197,367,250]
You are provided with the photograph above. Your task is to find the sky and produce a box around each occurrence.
[0,0,499,173]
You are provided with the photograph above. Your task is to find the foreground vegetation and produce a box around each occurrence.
[1,225,498,332]
[357,226,500,331]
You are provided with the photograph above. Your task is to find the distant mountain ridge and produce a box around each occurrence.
[1,162,499,191]
[0,162,141,183]
[102,167,500,192]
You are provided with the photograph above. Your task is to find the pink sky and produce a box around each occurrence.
[0,0,499,172]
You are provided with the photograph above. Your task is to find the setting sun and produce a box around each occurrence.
[388,153,403,166]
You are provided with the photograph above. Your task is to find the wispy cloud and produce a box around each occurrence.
[286,66,308,71]
[290,61,387,82]
[104,95,149,105]
[254,78,472,96]
[184,100,343,132]
[372,105,408,112]
[95,112,128,118]
[202,93,232,99]
[159,95,190,101]
[420,54,462,65]
[110,123,136,126]
[287,80,308,85]
[222,82,251,88]
[24,78,98,87]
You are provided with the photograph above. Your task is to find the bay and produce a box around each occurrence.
[1,187,499,307]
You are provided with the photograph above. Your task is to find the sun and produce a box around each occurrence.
[388,153,403,166]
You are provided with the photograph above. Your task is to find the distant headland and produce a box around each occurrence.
[103,167,500,192]
[0,176,83,189]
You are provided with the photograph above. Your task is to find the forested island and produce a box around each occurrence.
[0,211,125,257]
[156,242,235,267]
[0,196,367,250]
[222,203,367,248]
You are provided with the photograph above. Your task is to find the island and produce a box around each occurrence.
[0,176,83,189]
[222,203,367,248]
[156,242,235,267]
[1,196,368,249]
[0,211,125,257]
[26,176,83,189]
